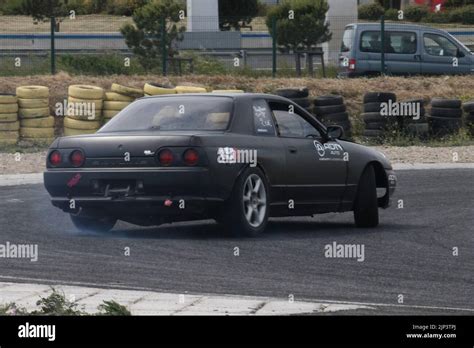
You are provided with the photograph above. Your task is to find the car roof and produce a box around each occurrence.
[346,22,446,32]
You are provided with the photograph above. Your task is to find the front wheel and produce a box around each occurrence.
[219,167,269,237]
[353,165,379,228]
[70,213,117,233]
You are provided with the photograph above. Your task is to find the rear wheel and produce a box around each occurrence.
[218,167,269,237]
[70,213,117,233]
[353,165,379,228]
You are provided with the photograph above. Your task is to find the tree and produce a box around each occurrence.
[120,0,185,71]
[21,0,69,22]
[218,0,261,31]
[266,0,332,52]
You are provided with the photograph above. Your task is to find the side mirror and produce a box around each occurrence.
[326,125,344,140]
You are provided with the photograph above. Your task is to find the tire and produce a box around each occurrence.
[144,83,177,95]
[64,117,101,130]
[20,137,55,145]
[428,115,462,135]
[20,116,55,128]
[104,92,135,102]
[19,107,49,119]
[68,97,103,111]
[219,167,269,237]
[322,112,349,123]
[314,104,346,116]
[16,86,49,99]
[0,131,19,140]
[64,127,97,136]
[274,87,309,99]
[18,98,48,109]
[111,83,144,98]
[0,94,17,104]
[103,101,131,110]
[20,127,54,138]
[174,85,207,94]
[330,120,352,130]
[406,123,429,136]
[103,109,120,118]
[0,103,19,113]
[70,213,116,233]
[0,121,19,131]
[363,129,385,137]
[463,101,474,113]
[353,165,379,228]
[430,107,462,118]
[363,92,396,104]
[291,97,311,108]
[362,112,388,123]
[363,102,383,113]
[68,85,104,99]
[314,94,344,106]
[0,138,18,146]
[212,89,244,93]
[431,98,461,109]
[365,122,387,130]
[0,113,18,123]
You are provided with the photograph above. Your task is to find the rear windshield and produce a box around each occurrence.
[99,97,233,133]
[341,26,354,52]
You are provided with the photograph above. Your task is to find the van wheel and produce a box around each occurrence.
[354,165,379,228]
[219,167,269,237]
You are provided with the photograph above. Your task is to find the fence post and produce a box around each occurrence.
[50,16,56,75]
[380,15,385,76]
[272,17,277,78]
[161,17,167,76]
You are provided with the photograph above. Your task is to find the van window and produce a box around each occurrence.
[423,33,458,57]
[360,31,417,54]
[341,26,354,52]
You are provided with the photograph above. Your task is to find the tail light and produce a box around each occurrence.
[158,149,174,166]
[70,150,85,167]
[49,150,62,166]
[348,58,356,71]
[183,149,199,166]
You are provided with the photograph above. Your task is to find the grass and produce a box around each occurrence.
[0,287,132,316]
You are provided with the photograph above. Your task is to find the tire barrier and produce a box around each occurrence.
[274,87,312,114]
[314,95,352,138]
[427,98,462,137]
[212,89,245,93]
[362,92,397,140]
[144,83,177,96]
[102,84,139,124]
[400,99,428,139]
[463,101,474,136]
[174,85,208,94]
[65,85,104,135]
[16,86,54,144]
[111,83,144,98]
[0,93,19,146]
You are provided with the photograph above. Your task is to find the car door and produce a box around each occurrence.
[421,31,471,74]
[268,101,347,210]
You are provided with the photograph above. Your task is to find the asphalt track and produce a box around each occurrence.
[0,169,473,314]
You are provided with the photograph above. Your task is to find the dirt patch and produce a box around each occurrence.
[1,146,473,175]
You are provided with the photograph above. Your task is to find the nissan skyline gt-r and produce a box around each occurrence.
[44,93,397,237]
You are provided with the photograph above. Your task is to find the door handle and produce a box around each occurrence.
[288,146,297,154]
[414,54,421,61]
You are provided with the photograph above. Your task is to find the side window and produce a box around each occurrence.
[424,33,458,57]
[252,99,275,136]
[270,102,321,139]
[360,31,417,54]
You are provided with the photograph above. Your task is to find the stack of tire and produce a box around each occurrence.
[401,99,429,139]
[313,95,351,137]
[102,83,143,124]
[362,92,397,140]
[427,98,462,137]
[17,86,54,144]
[462,101,474,136]
[144,83,176,97]
[274,87,312,113]
[175,85,208,94]
[64,85,104,136]
[0,93,19,146]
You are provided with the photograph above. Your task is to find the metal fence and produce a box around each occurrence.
[1,14,474,77]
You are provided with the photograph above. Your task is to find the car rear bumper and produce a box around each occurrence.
[44,167,224,216]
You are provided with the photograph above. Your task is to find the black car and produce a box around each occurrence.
[44,93,396,237]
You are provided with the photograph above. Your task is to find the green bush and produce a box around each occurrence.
[444,0,474,8]
[358,3,384,20]
[58,54,147,75]
[2,0,26,15]
[425,11,452,23]
[106,0,148,16]
[404,5,429,22]
[450,5,474,24]
[385,8,399,21]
